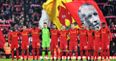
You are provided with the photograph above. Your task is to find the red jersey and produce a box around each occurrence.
[69,29,78,42]
[51,29,58,44]
[8,31,19,44]
[21,29,29,45]
[87,30,94,44]
[31,28,40,42]
[79,29,87,42]
[59,30,68,42]
[59,30,68,49]
[69,29,78,50]
[101,27,110,43]
[94,30,101,42]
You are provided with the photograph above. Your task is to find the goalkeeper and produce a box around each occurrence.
[41,22,51,61]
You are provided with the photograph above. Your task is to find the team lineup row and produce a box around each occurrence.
[8,22,112,61]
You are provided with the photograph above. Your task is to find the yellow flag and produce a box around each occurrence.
[42,0,72,29]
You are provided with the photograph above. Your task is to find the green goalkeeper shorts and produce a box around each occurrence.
[42,40,50,48]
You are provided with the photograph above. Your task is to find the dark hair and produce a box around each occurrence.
[81,23,84,25]
[44,22,47,24]
[96,27,99,29]
[89,25,92,27]
[12,28,15,31]
[102,22,105,25]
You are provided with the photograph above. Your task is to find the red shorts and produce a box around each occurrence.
[102,43,109,50]
[11,43,18,49]
[80,42,87,50]
[87,43,93,50]
[50,42,58,51]
[94,42,101,50]
[32,41,39,48]
[69,42,77,50]
[60,42,67,50]
[21,42,28,50]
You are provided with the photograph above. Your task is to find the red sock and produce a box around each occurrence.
[76,52,78,60]
[86,50,88,60]
[104,50,107,59]
[58,51,60,59]
[56,51,58,59]
[102,50,106,59]
[100,50,103,60]
[12,49,14,60]
[26,49,29,60]
[32,49,35,60]
[107,50,110,59]
[22,50,24,59]
[60,52,63,59]
[80,50,83,59]
[16,49,19,60]
[88,50,91,59]
[96,51,98,60]
[94,51,97,60]
[66,52,68,59]
[69,52,72,59]
[37,48,39,59]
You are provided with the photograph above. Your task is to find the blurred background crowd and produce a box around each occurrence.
[0,0,116,57]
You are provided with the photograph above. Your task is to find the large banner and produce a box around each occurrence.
[65,0,107,30]
[42,0,73,29]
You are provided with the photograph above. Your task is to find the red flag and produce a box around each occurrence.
[65,1,107,28]
[58,6,66,25]
[58,6,72,26]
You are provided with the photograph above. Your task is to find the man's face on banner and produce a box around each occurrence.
[78,4,101,30]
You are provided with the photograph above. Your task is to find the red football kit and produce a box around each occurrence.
[50,29,58,50]
[31,28,40,48]
[59,30,68,50]
[69,28,79,60]
[8,31,19,60]
[59,30,68,59]
[20,29,30,60]
[21,29,29,50]
[31,28,40,60]
[79,29,87,50]
[93,30,101,60]
[101,27,111,59]
[101,27,110,50]
[69,29,78,50]
[87,30,94,50]
[94,30,101,50]
[8,31,19,49]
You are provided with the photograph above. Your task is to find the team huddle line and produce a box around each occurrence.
[8,22,112,61]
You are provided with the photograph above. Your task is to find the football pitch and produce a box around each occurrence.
[0,59,116,61]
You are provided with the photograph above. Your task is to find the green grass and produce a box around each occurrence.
[0,59,116,61]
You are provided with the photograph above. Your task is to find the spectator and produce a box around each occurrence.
[4,42,11,58]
